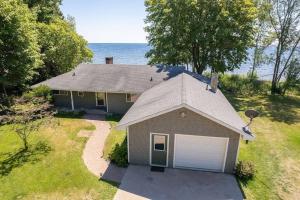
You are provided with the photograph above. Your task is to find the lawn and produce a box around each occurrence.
[101,93,300,199]
[0,115,118,200]
[1,94,299,200]
[226,93,300,200]
[103,116,126,160]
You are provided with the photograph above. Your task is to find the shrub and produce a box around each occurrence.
[108,139,128,167]
[235,161,255,181]
[23,85,52,101]
[219,74,269,95]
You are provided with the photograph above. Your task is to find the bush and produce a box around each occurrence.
[108,139,128,167]
[236,161,255,181]
[219,74,269,95]
[23,85,52,101]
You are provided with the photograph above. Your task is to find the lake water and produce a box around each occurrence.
[88,43,274,79]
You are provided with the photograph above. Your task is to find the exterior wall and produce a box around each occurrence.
[128,107,240,173]
[53,91,134,114]
[53,91,71,108]
[73,92,97,109]
[107,93,134,114]
[54,91,97,109]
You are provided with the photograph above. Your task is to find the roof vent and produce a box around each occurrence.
[210,73,218,92]
[105,57,113,64]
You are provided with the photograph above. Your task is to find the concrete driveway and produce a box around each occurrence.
[114,165,244,200]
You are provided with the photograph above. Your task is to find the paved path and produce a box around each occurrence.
[82,114,126,183]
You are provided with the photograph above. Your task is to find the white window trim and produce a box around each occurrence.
[78,91,84,97]
[53,90,68,96]
[126,93,133,102]
[126,93,139,103]
[149,132,169,167]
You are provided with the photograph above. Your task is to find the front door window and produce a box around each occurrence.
[96,92,106,106]
[151,133,168,167]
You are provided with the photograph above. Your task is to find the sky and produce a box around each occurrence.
[60,0,147,43]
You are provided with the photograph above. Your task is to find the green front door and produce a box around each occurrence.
[151,133,168,167]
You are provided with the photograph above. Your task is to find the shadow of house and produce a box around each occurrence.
[154,65,210,84]
[0,141,51,176]
[100,162,127,184]
[100,138,128,184]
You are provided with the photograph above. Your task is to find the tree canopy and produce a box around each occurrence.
[145,0,257,74]
[0,0,93,97]
[35,19,93,82]
[0,0,41,94]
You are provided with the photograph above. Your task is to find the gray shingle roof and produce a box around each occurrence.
[33,64,203,93]
[117,73,254,140]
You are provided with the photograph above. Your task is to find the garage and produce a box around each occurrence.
[117,73,255,173]
[174,134,229,172]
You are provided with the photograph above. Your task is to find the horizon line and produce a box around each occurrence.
[88,42,148,44]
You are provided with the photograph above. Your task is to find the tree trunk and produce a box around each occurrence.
[271,42,282,94]
[1,83,11,107]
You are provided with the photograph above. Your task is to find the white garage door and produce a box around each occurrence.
[174,134,229,172]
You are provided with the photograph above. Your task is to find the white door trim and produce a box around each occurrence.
[173,134,229,172]
[149,132,169,167]
[127,127,130,163]
[95,92,106,107]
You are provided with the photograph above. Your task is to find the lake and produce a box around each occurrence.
[88,43,274,80]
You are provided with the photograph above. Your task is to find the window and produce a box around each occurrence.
[53,90,68,95]
[154,135,166,151]
[78,91,84,97]
[59,90,68,95]
[96,92,106,106]
[126,93,139,102]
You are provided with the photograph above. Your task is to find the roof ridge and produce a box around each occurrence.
[181,73,187,104]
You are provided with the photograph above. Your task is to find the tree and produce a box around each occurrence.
[0,0,41,98]
[145,0,257,74]
[23,0,63,23]
[249,0,273,80]
[12,97,54,151]
[268,0,300,94]
[282,56,300,95]
[33,18,93,82]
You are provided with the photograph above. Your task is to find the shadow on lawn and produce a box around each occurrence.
[225,93,300,125]
[0,141,51,176]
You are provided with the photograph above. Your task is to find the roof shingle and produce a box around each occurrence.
[117,73,254,140]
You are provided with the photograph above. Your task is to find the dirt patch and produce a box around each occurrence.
[77,130,93,138]
[277,158,300,199]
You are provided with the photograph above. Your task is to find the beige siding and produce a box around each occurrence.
[128,107,240,173]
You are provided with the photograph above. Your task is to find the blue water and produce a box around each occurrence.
[88,43,274,79]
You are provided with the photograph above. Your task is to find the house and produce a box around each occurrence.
[33,62,190,114]
[34,60,254,173]
[117,73,254,173]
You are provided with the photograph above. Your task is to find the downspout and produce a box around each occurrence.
[106,92,108,112]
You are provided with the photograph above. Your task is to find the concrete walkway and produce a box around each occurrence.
[114,165,244,200]
[82,114,126,183]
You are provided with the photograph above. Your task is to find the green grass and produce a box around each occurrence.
[225,93,300,200]
[103,116,126,160]
[0,116,118,200]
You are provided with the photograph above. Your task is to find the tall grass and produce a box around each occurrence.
[218,74,270,95]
